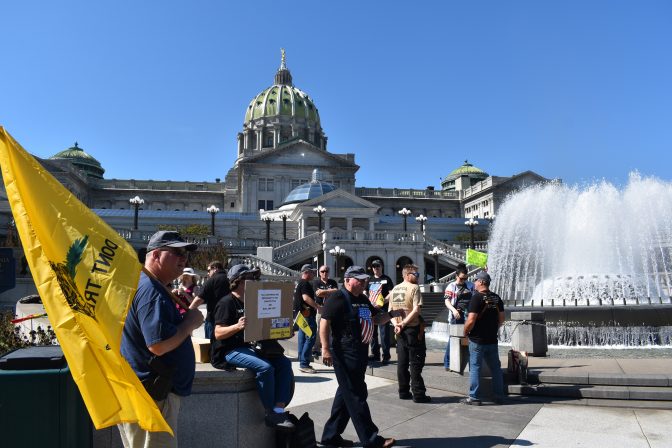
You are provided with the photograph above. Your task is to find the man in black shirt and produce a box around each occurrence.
[320,266,400,448]
[461,271,505,406]
[190,260,230,339]
[312,265,339,359]
[368,260,394,364]
[293,264,320,373]
[211,264,294,430]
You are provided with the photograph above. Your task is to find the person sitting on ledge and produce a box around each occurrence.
[210,264,295,431]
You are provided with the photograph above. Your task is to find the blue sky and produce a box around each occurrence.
[1,1,670,189]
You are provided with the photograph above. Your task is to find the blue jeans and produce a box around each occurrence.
[468,340,504,401]
[225,346,293,410]
[297,315,317,368]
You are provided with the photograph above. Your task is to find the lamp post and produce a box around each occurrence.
[329,245,346,280]
[261,214,274,246]
[398,208,412,232]
[129,196,144,230]
[313,205,326,233]
[416,214,427,233]
[278,213,289,240]
[428,246,444,282]
[465,217,479,249]
[206,205,220,236]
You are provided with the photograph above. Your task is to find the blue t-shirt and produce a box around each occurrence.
[121,272,196,396]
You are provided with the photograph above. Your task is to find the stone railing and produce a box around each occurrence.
[461,177,494,198]
[356,187,460,200]
[272,232,323,265]
[328,230,423,243]
[453,241,489,251]
[229,254,299,277]
[424,236,467,265]
[112,228,282,251]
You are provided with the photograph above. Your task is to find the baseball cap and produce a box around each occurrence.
[474,271,491,283]
[371,260,382,267]
[344,265,369,280]
[227,264,261,282]
[147,231,197,252]
[300,264,316,273]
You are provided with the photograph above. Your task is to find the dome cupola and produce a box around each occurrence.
[50,142,105,179]
[441,160,488,191]
[238,49,327,155]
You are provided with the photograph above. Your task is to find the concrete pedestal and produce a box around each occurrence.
[510,311,548,356]
[94,369,276,448]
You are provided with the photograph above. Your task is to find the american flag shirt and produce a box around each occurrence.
[355,303,375,344]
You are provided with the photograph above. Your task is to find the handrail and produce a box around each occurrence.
[272,232,323,264]
[228,254,299,277]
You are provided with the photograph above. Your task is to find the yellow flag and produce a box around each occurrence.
[466,248,488,268]
[294,312,313,338]
[0,128,171,433]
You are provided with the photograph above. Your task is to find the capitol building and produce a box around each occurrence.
[0,52,550,288]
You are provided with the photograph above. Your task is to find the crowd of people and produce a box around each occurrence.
[119,230,505,448]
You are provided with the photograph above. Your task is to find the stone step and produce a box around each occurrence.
[508,383,672,402]
[529,370,672,387]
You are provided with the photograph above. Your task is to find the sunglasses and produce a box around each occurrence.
[409,272,419,277]
[319,270,329,273]
[161,247,188,258]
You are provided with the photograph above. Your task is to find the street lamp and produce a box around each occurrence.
[416,214,427,233]
[278,213,289,240]
[206,205,220,236]
[129,196,144,230]
[465,217,479,249]
[329,245,346,280]
[313,205,327,233]
[261,213,274,246]
[428,246,444,282]
[398,208,412,232]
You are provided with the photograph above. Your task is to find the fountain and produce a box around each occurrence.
[427,173,672,350]
[488,173,672,307]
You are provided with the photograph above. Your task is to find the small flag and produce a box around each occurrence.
[466,249,488,268]
[294,312,313,338]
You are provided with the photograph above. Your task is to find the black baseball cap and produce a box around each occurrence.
[147,231,197,252]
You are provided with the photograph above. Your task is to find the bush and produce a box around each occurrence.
[0,310,57,356]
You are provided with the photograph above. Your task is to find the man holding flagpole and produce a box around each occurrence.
[119,231,204,447]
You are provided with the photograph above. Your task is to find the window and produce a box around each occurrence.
[230,202,235,208]
[258,177,274,191]
[291,179,308,190]
[258,200,274,210]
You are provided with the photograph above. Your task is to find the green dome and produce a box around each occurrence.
[50,142,105,179]
[244,84,320,125]
[441,160,488,190]
[244,50,320,127]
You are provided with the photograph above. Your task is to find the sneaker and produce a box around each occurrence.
[368,354,380,362]
[381,357,391,366]
[398,391,412,400]
[413,394,432,403]
[321,436,355,447]
[264,412,295,431]
[299,365,317,374]
[460,397,481,406]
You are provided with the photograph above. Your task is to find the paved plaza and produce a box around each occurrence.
[278,338,672,448]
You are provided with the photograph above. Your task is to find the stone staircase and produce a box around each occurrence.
[272,232,323,267]
[507,370,672,408]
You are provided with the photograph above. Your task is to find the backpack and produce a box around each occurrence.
[276,412,317,448]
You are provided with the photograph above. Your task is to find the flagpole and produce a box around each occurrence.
[141,267,190,310]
